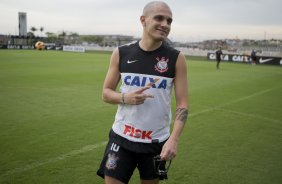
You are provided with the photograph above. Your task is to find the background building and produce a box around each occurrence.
[18,12,27,36]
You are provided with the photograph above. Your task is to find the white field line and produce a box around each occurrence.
[218,108,281,124]
[189,87,279,118]
[1,141,107,177]
[194,104,281,124]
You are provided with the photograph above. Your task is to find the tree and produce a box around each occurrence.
[30,27,37,36]
[58,31,67,44]
[58,31,67,38]
[81,35,103,45]
[27,32,35,38]
[45,32,56,37]
[40,27,44,37]
[45,32,57,43]
[68,32,80,44]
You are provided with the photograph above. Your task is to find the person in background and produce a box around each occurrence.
[97,1,189,184]
[251,49,257,65]
[215,47,223,69]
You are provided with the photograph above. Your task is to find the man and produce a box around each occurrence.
[251,49,257,65]
[97,1,188,184]
[215,47,223,69]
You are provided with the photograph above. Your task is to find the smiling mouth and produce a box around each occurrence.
[157,29,167,34]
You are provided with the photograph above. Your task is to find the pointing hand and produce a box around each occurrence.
[124,86,153,105]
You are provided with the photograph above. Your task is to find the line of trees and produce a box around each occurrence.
[29,26,81,45]
[29,26,44,37]
[27,26,128,46]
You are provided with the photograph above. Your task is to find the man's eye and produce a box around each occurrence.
[154,15,172,25]
[154,16,163,21]
[167,19,172,25]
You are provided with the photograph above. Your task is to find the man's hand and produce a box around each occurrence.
[160,137,178,161]
[124,86,153,105]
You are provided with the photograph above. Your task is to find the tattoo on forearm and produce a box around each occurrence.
[175,108,188,123]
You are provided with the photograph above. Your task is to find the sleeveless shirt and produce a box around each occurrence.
[112,41,180,143]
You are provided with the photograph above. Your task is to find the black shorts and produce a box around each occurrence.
[97,129,167,183]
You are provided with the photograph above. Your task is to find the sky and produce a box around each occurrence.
[0,0,282,42]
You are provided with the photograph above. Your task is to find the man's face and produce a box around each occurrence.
[141,6,173,41]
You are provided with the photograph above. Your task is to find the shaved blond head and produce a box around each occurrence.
[142,1,172,16]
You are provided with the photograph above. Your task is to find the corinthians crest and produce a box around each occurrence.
[106,153,119,170]
[155,57,169,73]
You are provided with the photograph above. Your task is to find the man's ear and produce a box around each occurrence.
[140,16,146,27]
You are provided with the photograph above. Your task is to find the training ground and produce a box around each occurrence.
[0,50,281,184]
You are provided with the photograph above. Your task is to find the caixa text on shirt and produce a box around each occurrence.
[123,124,153,140]
[123,76,167,89]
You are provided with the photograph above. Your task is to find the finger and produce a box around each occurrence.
[135,93,153,99]
[160,155,168,161]
[145,94,154,98]
[135,94,146,99]
[160,149,175,161]
[160,151,168,161]
[146,78,160,87]
[134,86,150,94]
[161,154,173,161]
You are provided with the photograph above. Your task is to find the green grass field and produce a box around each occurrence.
[0,50,281,184]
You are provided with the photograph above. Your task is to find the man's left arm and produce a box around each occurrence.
[160,52,188,161]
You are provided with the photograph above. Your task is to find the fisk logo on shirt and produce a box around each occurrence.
[123,124,152,140]
[124,75,167,89]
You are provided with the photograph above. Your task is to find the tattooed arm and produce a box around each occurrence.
[175,108,188,124]
[160,52,188,161]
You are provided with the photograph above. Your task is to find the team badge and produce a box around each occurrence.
[106,153,119,170]
[155,57,169,73]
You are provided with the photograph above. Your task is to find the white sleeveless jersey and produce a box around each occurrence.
[112,41,180,143]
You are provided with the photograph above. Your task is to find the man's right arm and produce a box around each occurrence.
[102,48,122,104]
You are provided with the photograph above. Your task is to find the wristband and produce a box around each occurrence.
[121,93,125,104]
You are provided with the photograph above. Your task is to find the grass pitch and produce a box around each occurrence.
[0,50,281,184]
